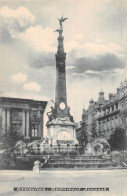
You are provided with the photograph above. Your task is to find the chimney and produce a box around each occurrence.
[98,90,105,105]
[117,88,120,95]
[109,93,113,101]
[89,98,94,107]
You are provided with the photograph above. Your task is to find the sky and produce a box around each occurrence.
[0,0,127,136]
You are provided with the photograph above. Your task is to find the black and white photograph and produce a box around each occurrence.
[0,0,127,195]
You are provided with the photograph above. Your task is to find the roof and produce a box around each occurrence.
[0,96,47,109]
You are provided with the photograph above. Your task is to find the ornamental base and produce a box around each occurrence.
[46,117,78,145]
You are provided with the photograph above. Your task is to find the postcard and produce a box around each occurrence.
[0,0,127,195]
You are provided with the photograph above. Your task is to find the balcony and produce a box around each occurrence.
[97,109,120,120]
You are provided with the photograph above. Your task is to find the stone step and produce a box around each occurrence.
[50,155,103,160]
[45,162,116,168]
[42,155,118,169]
[49,159,111,163]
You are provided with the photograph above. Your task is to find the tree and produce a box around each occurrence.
[80,121,88,146]
[0,126,24,168]
[108,128,127,152]
[91,120,97,142]
[77,121,88,154]
[0,126,24,154]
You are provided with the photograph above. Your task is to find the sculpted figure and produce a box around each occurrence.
[47,106,56,122]
[54,16,68,34]
[58,16,68,29]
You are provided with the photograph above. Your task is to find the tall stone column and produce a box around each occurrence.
[26,110,30,139]
[2,108,6,131]
[22,110,26,137]
[38,110,43,138]
[7,108,10,128]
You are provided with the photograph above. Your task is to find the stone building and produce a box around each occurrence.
[76,80,127,143]
[75,121,82,143]
[0,97,47,140]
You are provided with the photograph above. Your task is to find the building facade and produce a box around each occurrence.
[0,97,47,140]
[76,80,127,143]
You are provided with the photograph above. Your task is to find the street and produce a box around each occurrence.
[0,169,127,196]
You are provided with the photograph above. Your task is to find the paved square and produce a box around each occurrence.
[0,169,127,196]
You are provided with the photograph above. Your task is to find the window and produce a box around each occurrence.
[31,124,38,137]
[32,111,38,117]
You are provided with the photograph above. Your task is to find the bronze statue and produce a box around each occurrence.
[47,106,57,122]
[55,16,68,33]
[58,16,68,29]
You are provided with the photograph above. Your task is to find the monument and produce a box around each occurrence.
[46,17,77,145]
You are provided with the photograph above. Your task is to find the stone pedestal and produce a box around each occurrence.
[47,117,77,145]
[33,160,41,174]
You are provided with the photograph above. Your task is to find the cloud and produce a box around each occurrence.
[65,40,81,53]
[66,65,75,70]
[65,40,124,57]
[18,25,56,52]
[85,70,100,75]
[0,6,35,40]
[11,72,27,84]
[84,42,124,57]
[99,2,127,31]
[0,6,35,28]
[28,51,55,68]
[4,91,49,102]
[94,39,102,43]
[23,82,41,92]
[0,26,12,43]
[69,53,125,75]
[65,40,125,77]
[72,34,83,41]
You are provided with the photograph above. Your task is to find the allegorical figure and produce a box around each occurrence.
[54,17,68,34]
[47,106,57,122]
[58,16,68,30]
[56,16,68,32]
